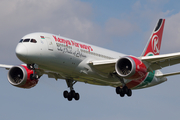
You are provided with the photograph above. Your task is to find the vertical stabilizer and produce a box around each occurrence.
[141,19,165,56]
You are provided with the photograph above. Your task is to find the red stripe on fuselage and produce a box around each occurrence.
[126,73,148,89]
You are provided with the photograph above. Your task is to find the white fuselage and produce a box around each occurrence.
[16,32,167,89]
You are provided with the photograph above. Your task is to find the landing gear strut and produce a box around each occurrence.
[114,73,132,97]
[63,79,80,101]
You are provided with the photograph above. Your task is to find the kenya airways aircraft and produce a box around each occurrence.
[1,19,180,101]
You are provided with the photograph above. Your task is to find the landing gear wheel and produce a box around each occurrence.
[63,91,68,98]
[126,89,132,97]
[74,93,80,101]
[67,93,73,101]
[115,86,132,97]
[123,86,128,94]
[116,87,120,94]
[63,90,80,101]
[119,91,125,97]
[70,90,76,98]
[116,87,125,97]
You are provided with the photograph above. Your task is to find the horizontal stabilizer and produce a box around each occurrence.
[155,71,180,78]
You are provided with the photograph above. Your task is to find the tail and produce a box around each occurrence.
[141,19,165,56]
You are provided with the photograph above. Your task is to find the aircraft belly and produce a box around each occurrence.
[70,60,121,87]
[39,57,122,87]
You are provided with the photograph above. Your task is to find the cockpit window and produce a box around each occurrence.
[23,39,30,42]
[19,39,23,43]
[30,39,37,43]
[19,38,37,43]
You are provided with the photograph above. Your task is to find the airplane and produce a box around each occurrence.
[1,18,180,101]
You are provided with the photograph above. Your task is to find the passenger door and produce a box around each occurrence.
[46,37,53,51]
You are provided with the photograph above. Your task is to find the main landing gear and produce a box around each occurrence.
[114,74,132,97]
[116,86,132,97]
[63,79,80,101]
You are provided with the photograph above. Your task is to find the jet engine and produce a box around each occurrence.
[7,65,38,88]
[115,56,147,80]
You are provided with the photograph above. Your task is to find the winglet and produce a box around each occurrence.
[141,19,165,56]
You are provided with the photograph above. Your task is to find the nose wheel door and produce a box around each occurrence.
[46,37,53,51]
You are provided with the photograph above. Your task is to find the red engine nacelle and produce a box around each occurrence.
[115,56,147,80]
[7,65,38,89]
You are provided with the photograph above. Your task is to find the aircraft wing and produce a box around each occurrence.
[0,64,14,70]
[0,64,64,80]
[139,52,180,70]
[90,52,180,77]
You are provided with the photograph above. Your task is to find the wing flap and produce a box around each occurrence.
[90,59,118,65]
[89,59,117,73]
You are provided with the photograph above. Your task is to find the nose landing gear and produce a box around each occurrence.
[27,64,39,80]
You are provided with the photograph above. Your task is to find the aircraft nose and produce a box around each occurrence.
[16,43,28,60]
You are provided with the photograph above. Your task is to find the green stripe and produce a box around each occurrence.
[134,53,155,89]
[134,71,155,89]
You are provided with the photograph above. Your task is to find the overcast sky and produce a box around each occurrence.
[0,0,180,120]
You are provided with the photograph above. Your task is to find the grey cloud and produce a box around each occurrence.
[0,0,101,42]
[162,12,180,53]
[105,18,137,37]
